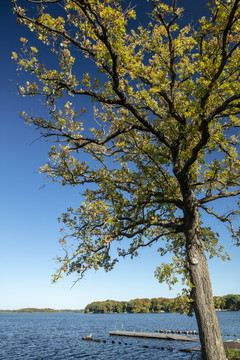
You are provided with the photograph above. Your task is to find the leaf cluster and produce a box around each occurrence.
[12,0,240,287]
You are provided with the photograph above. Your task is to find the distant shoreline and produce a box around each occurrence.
[1,294,239,314]
[0,309,239,314]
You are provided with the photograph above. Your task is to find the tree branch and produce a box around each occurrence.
[199,189,240,204]
[201,0,240,108]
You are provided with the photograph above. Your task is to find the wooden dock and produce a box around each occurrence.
[109,330,199,342]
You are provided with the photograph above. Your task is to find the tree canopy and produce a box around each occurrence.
[12,0,240,284]
[12,1,240,358]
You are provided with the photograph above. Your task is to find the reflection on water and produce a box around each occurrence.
[0,312,239,359]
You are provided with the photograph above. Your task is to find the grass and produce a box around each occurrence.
[226,348,240,360]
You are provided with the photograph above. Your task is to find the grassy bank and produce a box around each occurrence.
[226,348,240,359]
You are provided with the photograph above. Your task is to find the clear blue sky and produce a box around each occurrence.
[0,0,239,310]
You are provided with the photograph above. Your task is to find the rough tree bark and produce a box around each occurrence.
[183,187,226,360]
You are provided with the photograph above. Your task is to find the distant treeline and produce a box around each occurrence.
[1,294,239,314]
[0,308,84,313]
[85,294,240,314]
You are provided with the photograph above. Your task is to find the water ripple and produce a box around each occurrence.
[0,312,239,360]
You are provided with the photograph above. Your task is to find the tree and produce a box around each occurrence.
[151,298,163,312]
[12,0,240,359]
[126,298,143,313]
[224,294,240,310]
[214,296,226,310]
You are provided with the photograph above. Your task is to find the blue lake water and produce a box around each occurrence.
[0,312,239,360]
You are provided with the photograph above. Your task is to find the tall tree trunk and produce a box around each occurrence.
[177,171,227,360]
[185,221,226,360]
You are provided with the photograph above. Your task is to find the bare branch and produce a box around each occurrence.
[199,189,240,204]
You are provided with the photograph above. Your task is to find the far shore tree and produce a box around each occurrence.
[84,294,240,313]
[12,0,240,359]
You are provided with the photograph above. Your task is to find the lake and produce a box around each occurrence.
[0,312,239,359]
